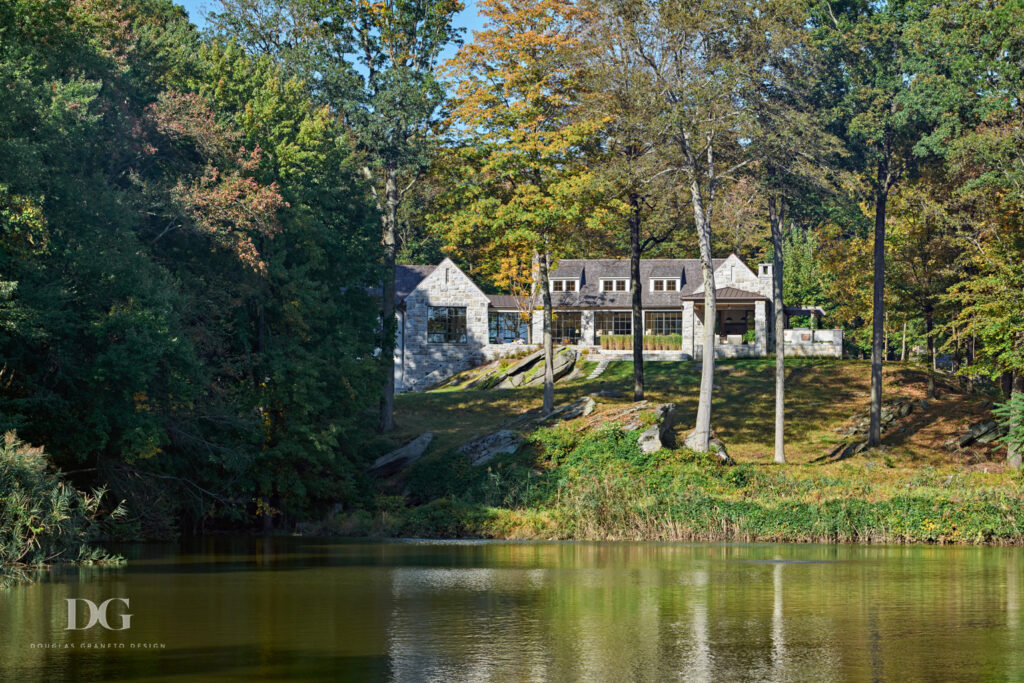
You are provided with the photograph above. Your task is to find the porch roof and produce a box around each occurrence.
[681,287,768,302]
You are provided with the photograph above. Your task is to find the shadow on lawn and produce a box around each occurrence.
[393,358,867,460]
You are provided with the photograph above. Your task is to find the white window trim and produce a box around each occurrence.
[649,278,681,292]
[550,278,579,292]
[599,278,630,293]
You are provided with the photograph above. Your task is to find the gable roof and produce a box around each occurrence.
[546,257,742,308]
[395,264,436,303]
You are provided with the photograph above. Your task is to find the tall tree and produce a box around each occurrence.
[593,0,804,451]
[209,0,463,432]
[437,0,599,414]
[579,2,677,401]
[814,1,929,447]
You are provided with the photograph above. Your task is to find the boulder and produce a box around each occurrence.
[460,429,524,466]
[521,348,578,387]
[542,396,597,423]
[708,438,735,465]
[368,433,433,477]
[976,424,1008,444]
[637,425,664,453]
[634,403,677,453]
[592,390,624,399]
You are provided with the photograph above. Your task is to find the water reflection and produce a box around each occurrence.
[0,540,1022,681]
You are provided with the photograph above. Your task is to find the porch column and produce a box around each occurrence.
[580,309,596,346]
[682,301,695,356]
[755,300,768,354]
[531,307,543,345]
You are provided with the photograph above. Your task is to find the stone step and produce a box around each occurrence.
[587,360,610,380]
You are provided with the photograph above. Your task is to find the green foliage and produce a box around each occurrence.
[0,433,123,587]
[0,0,384,534]
[993,393,1024,453]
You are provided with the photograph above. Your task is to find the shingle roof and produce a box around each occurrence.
[487,294,528,309]
[395,264,436,303]
[681,286,768,301]
[545,258,735,308]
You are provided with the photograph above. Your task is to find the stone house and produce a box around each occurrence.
[393,254,841,392]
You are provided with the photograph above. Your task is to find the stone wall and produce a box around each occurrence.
[397,259,491,392]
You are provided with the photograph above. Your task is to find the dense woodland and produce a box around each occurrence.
[1,0,1022,542]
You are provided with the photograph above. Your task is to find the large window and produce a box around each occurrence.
[646,311,682,335]
[489,312,530,344]
[551,311,582,344]
[427,306,467,343]
[595,312,632,338]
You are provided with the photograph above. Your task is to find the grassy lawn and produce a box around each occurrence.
[345,359,1023,545]
[393,358,1004,467]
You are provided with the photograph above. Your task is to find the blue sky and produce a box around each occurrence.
[176,0,486,51]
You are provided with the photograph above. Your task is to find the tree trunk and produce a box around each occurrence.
[1009,373,1023,471]
[378,168,399,433]
[769,195,786,464]
[868,180,888,447]
[883,311,889,361]
[629,194,644,402]
[686,189,716,453]
[925,310,935,399]
[900,319,907,362]
[538,250,555,414]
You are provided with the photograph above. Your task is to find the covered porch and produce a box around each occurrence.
[682,287,769,359]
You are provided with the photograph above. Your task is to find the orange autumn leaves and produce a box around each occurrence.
[146,91,286,275]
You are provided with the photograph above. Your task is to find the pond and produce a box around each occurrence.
[1,538,1022,681]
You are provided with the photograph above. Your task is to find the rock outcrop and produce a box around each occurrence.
[368,433,434,477]
[501,347,578,388]
[637,403,677,454]
[944,419,1008,450]
[461,430,525,466]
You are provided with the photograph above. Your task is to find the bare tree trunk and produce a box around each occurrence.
[538,250,555,414]
[686,191,716,453]
[868,178,888,447]
[379,168,399,432]
[900,319,907,362]
[925,309,935,399]
[629,194,644,402]
[883,311,889,361]
[769,195,786,464]
[1010,373,1023,471]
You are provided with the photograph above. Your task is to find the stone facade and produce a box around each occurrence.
[397,258,491,392]
[395,254,839,392]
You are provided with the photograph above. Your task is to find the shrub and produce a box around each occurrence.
[0,433,124,586]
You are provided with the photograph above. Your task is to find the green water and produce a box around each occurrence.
[1,538,1022,681]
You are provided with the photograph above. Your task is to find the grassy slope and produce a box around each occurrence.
[351,359,1023,545]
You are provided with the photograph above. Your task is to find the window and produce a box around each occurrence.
[651,279,678,292]
[427,306,467,343]
[646,311,682,335]
[551,311,582,344]
[489,312,530,344]
[601,279,628,292]
[595,312,632,337]
[551,279,577,292]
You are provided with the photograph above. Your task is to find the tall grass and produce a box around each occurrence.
[1,432,124,587]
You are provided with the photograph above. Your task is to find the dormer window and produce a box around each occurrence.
[601,279,628,292]
[651,279,679,292]
[551,279,577,292]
